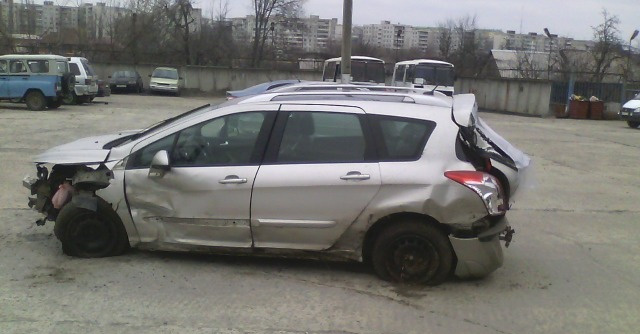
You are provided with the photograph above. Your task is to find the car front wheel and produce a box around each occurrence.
[25,91,47,111]
[55,198,129,258]
[371,220,453,285]
[627,121,639,128]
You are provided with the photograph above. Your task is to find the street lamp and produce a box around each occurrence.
[544,28,554,80]
[626,29,639,82]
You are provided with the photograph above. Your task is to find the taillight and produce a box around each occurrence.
[445,171,506,215]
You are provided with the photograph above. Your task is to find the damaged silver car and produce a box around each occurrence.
[24,89,529,285]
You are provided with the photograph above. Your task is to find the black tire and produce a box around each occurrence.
[61,73,75,96]
[371,220,453,285]
[46,98,62,109]
[25,91,47,111]
[627,121,640,128]
[55,198,129,258]
[62,92,77,105]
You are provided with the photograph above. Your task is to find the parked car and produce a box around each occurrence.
[0,54,74,110]
[149,67,181,96]
[23,87,529,285]
[226,79,301,100]
[96,79,111,97]
[64,57,98,104]
[109,70,143,93]
[620,92,640,128]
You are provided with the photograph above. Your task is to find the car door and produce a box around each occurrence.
[251,104,382,250]
[124,106,277,248]
[8,59,30,98]
[0,60,8,97]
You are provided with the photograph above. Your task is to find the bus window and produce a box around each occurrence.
[394,65,405,82]
[323,61,337,81]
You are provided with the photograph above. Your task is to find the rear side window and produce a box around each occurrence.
[69,63,81,75]
[0,60,7,73]
[27,60,49,73]
[277,111,367,163]
[371,115,436,161]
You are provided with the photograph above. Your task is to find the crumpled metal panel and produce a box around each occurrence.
[33,131,138,164]
[124,166,258,248]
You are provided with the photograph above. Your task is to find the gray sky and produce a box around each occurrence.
[223,0,639,43]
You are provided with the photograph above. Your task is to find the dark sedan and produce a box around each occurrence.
[109,70,144,93]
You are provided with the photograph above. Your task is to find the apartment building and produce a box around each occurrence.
[232,14,338,52]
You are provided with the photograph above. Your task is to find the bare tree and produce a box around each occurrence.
[250,0,305,67]
[162,0,197,65]
[590,9,623,83]
[515,51,545,79]
[437,20,454,60]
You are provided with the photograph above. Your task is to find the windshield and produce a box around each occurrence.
[152,68,178,80]
[414,64,455,86]
[351,61,386,84]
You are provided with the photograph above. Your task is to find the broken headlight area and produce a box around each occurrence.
[23,164,114,225]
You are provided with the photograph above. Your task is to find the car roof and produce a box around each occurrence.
[395,59,454,67]
[0,54,67,61]
[324,56,385,63]
[154,67,178,71]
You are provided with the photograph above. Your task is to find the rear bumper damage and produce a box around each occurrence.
[449,216,514,278]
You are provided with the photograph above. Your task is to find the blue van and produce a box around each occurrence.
[0,55,74,110]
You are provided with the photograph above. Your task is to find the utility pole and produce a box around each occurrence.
[623,30,639,103]
[341,0,352,83]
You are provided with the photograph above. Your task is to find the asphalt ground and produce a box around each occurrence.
[0,93,638,333]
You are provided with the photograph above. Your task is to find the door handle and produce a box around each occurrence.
[340,171,370,180]
[219,175,247,184]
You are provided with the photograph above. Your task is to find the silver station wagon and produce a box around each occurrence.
[24,87,529,285]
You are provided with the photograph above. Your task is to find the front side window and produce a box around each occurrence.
[172,112,267,167]
[372,116,436,161]
[127,134,177,169]
[27,60,50,73]
[0,60,7,73]
[9,60,27,73]
[277,112,367,163]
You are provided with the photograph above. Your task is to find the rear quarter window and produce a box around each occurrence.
[69,63,81,75]
[370,115,436,161]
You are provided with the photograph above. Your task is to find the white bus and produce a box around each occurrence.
[392,59,455,96]
[322,56,386,85]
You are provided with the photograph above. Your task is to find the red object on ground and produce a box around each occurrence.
[569,100,589,119]
[589,101,604,120]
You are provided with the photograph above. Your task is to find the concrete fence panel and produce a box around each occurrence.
[455,77,553,117]
[93,63,321,95]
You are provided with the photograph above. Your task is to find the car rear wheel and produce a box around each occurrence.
[55,198,129,258]
[627,121,639,128]
[371,220,453,285]
[25,91,47,111]
[62,92,77,105]
[46,98,62,109]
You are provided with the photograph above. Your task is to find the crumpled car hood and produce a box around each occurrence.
[34,130,138,164]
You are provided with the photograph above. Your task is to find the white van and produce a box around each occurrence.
[65,57,99,104]
[322,56,386,85]
[392,59,455,96]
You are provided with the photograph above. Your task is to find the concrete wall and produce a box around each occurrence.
[92,63,322,95]
[455,77,553,117]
